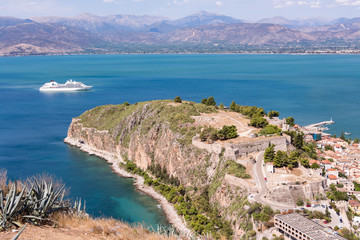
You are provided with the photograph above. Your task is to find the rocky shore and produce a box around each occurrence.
[64,136,192,236]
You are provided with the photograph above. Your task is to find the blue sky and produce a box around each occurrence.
[0,0,359,21]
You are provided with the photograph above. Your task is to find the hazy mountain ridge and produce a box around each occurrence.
[1,12,360,55]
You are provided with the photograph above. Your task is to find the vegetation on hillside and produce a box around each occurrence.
[121,159,234,239]
[200,125,238,142]
[78,100,217,147]
[229,101,268,128]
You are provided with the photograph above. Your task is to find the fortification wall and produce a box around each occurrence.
[192,135,290,160]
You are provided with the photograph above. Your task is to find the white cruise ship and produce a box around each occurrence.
[39,80,92,92]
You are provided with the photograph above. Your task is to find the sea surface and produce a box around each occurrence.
[0,54,359,226]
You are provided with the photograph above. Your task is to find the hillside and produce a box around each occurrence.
[64,100,302,239]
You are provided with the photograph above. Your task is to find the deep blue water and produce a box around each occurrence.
[0,54,359,225]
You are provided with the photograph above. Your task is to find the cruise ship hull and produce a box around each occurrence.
[39,86,92,92]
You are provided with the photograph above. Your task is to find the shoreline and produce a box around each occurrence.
[2,51,360,58]
[63,136,192,236]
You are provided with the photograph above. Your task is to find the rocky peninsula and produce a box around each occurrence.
[64,99,327,239]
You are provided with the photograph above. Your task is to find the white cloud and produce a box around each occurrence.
[273,0,324,8]
[334,0,360,6]
[215,1,223,6]
[103,0,115,2]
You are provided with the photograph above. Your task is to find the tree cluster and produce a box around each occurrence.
[268,111,279,119]
[201,96,216,106]
[229,101,269,128]
[148,163,181,186]
[326,184,349,201]
[259,125,282,136]
[200,125,238,142]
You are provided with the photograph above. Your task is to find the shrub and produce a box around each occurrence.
[250,117,268,128]
[259,125,282,136]
[268,111,279,119]
[174,96,182,103]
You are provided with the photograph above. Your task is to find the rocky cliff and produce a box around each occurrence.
[65,100,281,239]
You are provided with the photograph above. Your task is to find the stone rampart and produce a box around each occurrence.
[192,135,290,160]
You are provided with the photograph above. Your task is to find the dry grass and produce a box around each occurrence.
[54,213,179,240]
[0,213,181,240]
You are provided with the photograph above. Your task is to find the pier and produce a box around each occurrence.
[303,118,334,133]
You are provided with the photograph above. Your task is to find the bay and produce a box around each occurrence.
[0,54,359,226]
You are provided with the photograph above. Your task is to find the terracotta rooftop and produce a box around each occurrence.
[328,175,338,180]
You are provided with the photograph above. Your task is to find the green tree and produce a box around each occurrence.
[300,158,310,168]
[219,103,224,109]
[286,117,295,127]
[340,130,346,140]
[296,198,304,206]
[250,117,268,128]
[206,97,216,106]
[123,101,130,106]
[230,101,236,111]
[174,96,182,103]
[325,145,334,151]
[264,144,275,163]
[218,125,238,140]
[259,125,282,136]
[274,151,288,167]
[293,132,304,149]
[268,111,280,119]
[201,98,207,104]
[288,151,300,169]
[354,138,360,144]
[311,163,320,169]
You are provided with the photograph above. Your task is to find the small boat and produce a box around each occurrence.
[344,132,351,135]
[39,79,92,92]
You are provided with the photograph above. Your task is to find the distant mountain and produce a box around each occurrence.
[1,13,360,55]
[166,23,315,45]
[0,21,107,55]
[0,16,33,28]
[170,11,242,27]
[32,13,167,33]
[258,16,331,28]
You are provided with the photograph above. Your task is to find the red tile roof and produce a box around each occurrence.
[328,175,338,180]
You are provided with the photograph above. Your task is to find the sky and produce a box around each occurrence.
[0,0,359,21]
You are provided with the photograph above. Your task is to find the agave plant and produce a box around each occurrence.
[22,178,66,223]
[0,183,26,230]
[73,198,87,216]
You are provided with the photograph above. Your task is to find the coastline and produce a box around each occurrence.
[63,136,192,236]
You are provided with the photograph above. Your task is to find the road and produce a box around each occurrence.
[253,151,293,211]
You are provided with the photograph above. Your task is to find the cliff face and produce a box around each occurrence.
[67,101,215,187]
[66,101,260,238]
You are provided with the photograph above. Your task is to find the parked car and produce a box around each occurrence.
[340,219,343,223]
[321,204,326,208]
[337,212,340,216]
[306,204,311,207]
[323,221,328,224]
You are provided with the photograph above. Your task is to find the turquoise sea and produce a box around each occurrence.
[0,54,359,226]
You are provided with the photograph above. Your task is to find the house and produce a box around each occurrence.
[349,199,360,214]
[328,175,338,186]
[327,168,339,178]
[321,159,333,170]
[338,178,355,194]
[334,144,343,153]
[353,216,360,224]
[266,162,274,173]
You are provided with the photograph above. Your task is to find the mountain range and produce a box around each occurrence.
[1,12,360,55]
